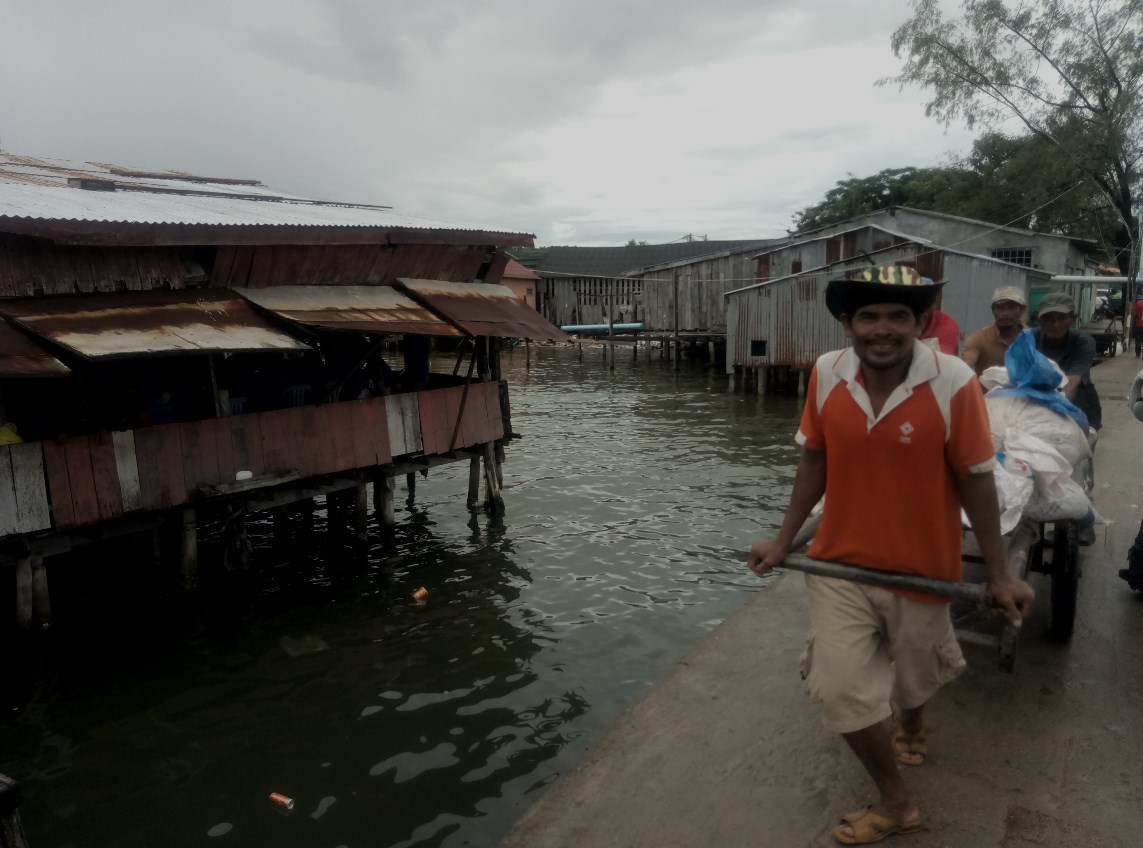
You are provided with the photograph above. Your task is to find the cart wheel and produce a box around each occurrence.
[1048,521,1079,642]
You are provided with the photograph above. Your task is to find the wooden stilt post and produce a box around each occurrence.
[467,456,481,511]
[179,507,198,590]
[31,559,49,629]
[375,475,396,528]
[494,443,506,489]
[482,442,504,513]
[405,471,416,504]
[525,338,531,368]
[14,556,32,630]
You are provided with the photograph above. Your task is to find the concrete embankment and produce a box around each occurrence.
[501,350,1143,848]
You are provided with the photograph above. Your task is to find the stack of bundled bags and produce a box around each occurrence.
[973,330,1097,535]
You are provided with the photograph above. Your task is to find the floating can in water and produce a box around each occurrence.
[412,587,428,601]
[269,792,295,811]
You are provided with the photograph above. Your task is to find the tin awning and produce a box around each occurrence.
[237,285,461,337]
[396,279,568,341]
[0,290,310,360]
[0,320,71,377]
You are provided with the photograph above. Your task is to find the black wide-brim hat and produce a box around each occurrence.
[825,264,944,320]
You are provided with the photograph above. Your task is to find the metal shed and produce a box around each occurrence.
[725,247,1053,373]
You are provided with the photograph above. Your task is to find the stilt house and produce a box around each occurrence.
[0,154,564,630]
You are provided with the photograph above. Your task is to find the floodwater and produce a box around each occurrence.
[0,344,804,848]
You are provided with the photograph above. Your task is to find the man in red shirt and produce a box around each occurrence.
[748,264,1034,844]
[918,287,959,355]
[1131,293,1143,357]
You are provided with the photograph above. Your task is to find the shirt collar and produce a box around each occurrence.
[832,339,940,428]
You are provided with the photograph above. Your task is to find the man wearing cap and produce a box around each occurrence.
[747,264,1034,845]
[1033,292,1102,432]
[961,286,1026,375]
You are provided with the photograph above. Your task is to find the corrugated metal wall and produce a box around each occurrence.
[537,276,641,328]
[726,250,1051,371]
[630,250,759,332]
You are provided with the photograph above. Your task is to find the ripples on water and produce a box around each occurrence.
[1,344,803,848]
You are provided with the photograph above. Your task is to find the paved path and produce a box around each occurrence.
[501,348,1143,848]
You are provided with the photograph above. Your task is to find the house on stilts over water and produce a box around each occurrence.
[0,153,565,632]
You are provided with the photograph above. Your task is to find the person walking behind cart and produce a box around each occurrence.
[961,286,1026,375]
[747,265,1034,845]
[1120,368,1143,591]
[1032,292,1102,433]
[1131,293,1143,357]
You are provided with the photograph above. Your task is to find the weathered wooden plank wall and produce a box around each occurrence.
[0,240,188,297]
[16,385,501,537]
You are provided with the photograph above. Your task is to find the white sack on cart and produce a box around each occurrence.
[982,400,1088,521]
[985,391,1092,469]
[984,454,1034,535]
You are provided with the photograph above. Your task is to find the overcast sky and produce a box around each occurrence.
[0,0,978,246]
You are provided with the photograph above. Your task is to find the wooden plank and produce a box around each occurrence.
[259,408,294,475]
[88,434,124,521]
[483,381,505,441]
[351,397,390,467]
[299,405,334,476]
[384,393,418,457]
[112,430,143,512]
[417,390,442,455]
[9,441,51,532]
[159,425,187,508]
[229,413,266,478]
[41,440,74,527]
[180,419,219,498]
[209,417,237,483]
[326,402,357,473]
[63,438,100,526]
[0,447,20,537]
[134,426,185,511]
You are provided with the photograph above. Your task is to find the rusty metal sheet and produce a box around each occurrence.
[0,320,71,377]
[0,289,310,360]
[396,279,569,341]
[238,286,461,337]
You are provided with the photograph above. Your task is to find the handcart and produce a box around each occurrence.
[779,508,1083,673]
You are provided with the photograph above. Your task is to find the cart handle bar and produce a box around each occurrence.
[780,553,986,605]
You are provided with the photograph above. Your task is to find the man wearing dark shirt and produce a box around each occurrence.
[1032,292,1102,432]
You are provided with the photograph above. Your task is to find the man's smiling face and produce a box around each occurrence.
[842,302,921,371]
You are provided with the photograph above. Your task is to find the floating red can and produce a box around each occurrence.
[269,792,295,811]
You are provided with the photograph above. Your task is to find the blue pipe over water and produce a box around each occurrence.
[559,322,645,333]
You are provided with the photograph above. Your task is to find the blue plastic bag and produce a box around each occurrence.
[988,329,1090,431]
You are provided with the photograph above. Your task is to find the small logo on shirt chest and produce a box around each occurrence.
[899,421,914,443]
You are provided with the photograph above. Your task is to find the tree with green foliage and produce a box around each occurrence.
[791,166,980,232]
[885,0,1143,279]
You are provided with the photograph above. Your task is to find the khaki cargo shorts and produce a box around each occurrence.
[800,574,966,734]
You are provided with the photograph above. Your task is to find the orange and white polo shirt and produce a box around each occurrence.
[797,340,996,602]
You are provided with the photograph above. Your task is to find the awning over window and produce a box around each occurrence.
[396,279,568,342]
[237,285,461,337]
[0,290,310,360]
[0,320,71,377]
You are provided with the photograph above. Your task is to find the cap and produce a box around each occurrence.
[991,286,1026,307]
[1037,292,1075,318]
[825,264,943,320]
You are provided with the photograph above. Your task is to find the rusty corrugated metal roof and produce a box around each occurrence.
[0,154,534,244]
[0,290,311,360]
[0,320,71,377]
[397,279,569,341]
[238,286,461,337]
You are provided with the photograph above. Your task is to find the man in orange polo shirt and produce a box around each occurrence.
[747,265,1034,845]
